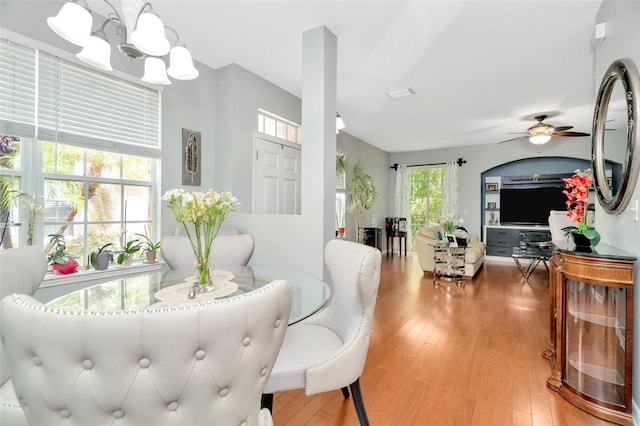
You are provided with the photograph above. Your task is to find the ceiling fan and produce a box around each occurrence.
[498,114,590,145]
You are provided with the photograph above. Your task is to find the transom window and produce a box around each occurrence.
[258,109,299,143]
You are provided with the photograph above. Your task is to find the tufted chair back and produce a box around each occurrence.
[263,239,381,425]
[0,246,48,426]
[161,234,255,270]
[1,280,292,426]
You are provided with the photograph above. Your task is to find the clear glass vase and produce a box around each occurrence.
[195,258,212,286]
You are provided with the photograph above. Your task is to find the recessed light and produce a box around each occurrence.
[386,88,415,99]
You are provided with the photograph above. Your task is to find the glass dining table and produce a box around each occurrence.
[47,265,331,325]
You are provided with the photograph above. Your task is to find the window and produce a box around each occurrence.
[0,38,160,265]
[410,166,445,236]
[258,109,299,143]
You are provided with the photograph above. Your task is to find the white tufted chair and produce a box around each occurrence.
[0,246,48,426]
[0,279,292,426]
[262,239,382,426]
[548,210,595,242]
[161,234,255,270]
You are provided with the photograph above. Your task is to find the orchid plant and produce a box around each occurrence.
[162,189,239,285]
[561,169,600,246]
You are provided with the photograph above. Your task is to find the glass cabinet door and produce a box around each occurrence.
[564,279,628,409]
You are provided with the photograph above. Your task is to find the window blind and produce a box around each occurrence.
[37,51,161,157]
[0,38,36,138]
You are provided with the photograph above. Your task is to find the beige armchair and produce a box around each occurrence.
[414,225,486,278]
[1,279,292,426]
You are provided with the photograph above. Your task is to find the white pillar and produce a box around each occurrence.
[302,26,337,279]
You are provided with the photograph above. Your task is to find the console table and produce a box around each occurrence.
[546,241,636,425]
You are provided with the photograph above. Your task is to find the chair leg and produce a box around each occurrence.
[261,393,273,412]
[341,386,350,399]
[349,378,370,426]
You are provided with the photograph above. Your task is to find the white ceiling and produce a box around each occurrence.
[101,0,603,153]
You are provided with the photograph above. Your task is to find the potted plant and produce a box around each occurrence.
[116,239,142,266]
[88,243,113,270]
[47,233,79,275]
[346,160,378,244]
[135,232,161,262]
[561,169,601,248]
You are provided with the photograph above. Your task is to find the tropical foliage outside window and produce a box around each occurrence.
[409,167,445,236]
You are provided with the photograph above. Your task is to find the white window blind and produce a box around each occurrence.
[37,51,161,157]
[0,38,36,138]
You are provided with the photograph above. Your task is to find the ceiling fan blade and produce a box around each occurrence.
[553,125,573,131]
[498,136,528,144]
[552,131,590,137]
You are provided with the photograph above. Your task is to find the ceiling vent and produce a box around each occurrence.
[386,88,415,99]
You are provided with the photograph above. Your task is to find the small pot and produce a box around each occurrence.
[146,250,157,262]
[570,231,592,249]
[52,259,79,275]
[95,252,110,270]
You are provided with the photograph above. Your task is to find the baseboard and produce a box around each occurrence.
[632,399,639,425]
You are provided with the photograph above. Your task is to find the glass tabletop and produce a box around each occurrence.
[47,265,331,325]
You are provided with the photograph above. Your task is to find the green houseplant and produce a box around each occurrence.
[116,239,142,266]
[135,232,161,262]
[88,243,113,270]
[47,233,79,274]
[347,160,377,244]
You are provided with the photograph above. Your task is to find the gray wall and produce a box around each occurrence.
[593,0,640,420]
[337,131,390,249]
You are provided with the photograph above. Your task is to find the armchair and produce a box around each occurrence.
[414,225,485,278]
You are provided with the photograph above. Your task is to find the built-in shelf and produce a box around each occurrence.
[568,360,624,386]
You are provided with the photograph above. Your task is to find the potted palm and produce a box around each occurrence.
[347,160,378,244]
[135,232,161,262]
[88,243,113,270]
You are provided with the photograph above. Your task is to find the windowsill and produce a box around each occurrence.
[40,261,165,289]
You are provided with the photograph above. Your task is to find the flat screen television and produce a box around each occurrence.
[499,186,567,226]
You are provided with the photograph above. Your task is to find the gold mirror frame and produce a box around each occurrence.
[592,58,640,215]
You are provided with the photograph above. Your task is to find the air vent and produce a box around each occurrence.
[386,88,415,99]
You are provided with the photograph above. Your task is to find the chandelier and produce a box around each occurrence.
[47,0,198,85]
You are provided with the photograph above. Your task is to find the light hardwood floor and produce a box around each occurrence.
[271,253,617,425]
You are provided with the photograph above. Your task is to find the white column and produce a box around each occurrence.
[302,26,337,279]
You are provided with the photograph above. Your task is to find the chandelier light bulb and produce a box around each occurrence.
[47,1,93,47]
[131,11,171,56]
[167,44,199,80]
[142,56,171,85]
[76,32,113,71]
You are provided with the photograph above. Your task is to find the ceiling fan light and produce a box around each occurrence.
[529,135,552,145]
[76,31,113,71]
[47,0,93,47]
[167,45,199,80]
[131,11,171,56]
[141,57,171,85]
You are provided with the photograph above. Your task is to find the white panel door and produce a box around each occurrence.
[253,135,301,214]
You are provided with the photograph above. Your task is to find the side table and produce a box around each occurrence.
[433,243,466,288]
[386,230,407,256]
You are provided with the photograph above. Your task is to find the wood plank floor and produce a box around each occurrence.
[271,253,618,426]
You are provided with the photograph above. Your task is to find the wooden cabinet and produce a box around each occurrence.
[546,242,636,425]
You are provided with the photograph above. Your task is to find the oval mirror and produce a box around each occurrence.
[592,58,640,215]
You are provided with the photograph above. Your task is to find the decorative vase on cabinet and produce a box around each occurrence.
[546,241,636,425]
